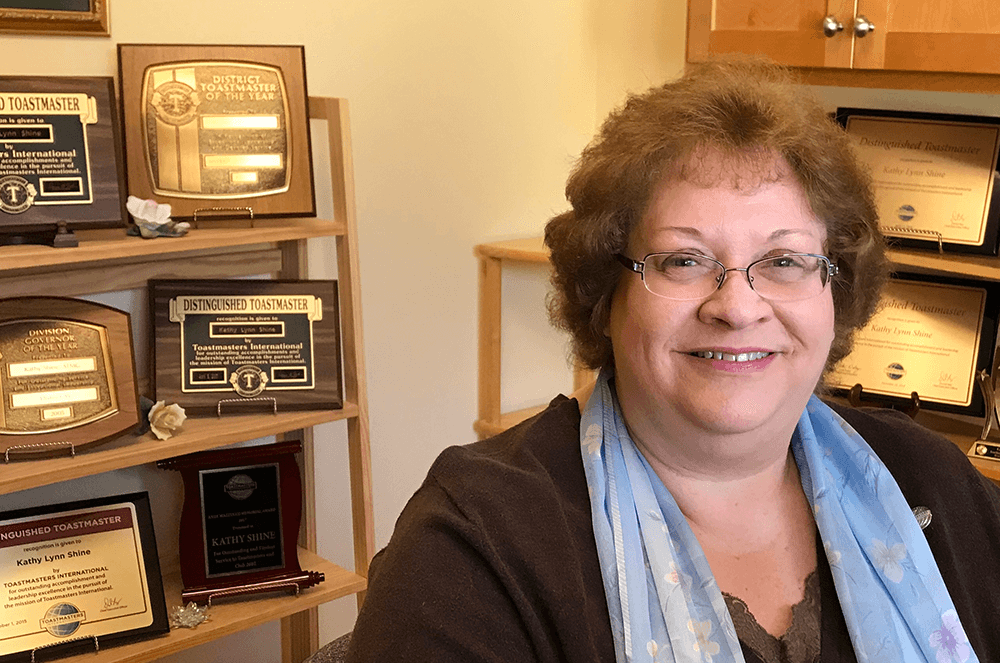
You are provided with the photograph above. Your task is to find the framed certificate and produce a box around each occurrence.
[149,279,342,416]
[836,108,1000,256]
[117,44,315,221]
[0,493,168,661]
[827,273,1000,416]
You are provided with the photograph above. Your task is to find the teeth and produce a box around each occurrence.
[692,350,771,362]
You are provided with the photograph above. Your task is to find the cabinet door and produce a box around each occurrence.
[853,0,1000,74]
[688,0,854,68]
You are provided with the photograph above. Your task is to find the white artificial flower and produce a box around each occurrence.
[149,401,187,440]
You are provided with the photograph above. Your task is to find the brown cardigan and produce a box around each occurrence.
[347,397,1000,662]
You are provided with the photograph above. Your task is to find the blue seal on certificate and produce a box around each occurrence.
[41,602,85,637]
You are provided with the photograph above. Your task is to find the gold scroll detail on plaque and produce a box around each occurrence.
[0,320,118,434]
[140,61,292,199]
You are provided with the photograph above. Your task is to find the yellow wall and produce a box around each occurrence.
[1,0,686,659]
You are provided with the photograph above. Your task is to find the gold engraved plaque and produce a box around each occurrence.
[0,320,117,434]
[141,62,291,199]
[119,44,316,220]
[0,298,140,457]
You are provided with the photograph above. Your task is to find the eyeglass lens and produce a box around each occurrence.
[641,252,833,301]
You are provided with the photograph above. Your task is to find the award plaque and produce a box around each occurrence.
[149,279,342,416]
[0,493,168,662]
[828,273,1000,416]
[0,77,127,247]
[837,108,1000,256]
[117,44,315,221]
[157,441,324,604]
[0,297,140,458]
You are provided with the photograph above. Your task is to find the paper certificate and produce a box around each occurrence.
[846,115,1000,247]
[0,502,156,656]
[828,279,988,407]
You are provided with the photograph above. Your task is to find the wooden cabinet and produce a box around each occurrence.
[0,97,373,663]
[688,0,1000,92]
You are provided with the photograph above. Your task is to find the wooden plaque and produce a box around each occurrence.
[149,279,342,416]
[117,44,316,221]
[0,77,127,245]
[157,441,323,604]
[0,297,140,457]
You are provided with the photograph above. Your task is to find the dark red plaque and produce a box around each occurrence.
[157,441,324,604]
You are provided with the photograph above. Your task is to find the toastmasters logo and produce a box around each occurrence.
[896,204,916,222]
[40,602,86,637]
[885,363,906,380]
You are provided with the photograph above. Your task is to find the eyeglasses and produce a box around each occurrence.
[616,251,838,302]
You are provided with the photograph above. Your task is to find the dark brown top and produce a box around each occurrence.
[347,398,1000,662]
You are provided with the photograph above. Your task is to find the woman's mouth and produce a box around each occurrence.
[689,350,773,362]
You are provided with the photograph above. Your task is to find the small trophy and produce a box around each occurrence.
[967,356,1000,461]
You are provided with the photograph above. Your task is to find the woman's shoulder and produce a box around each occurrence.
[427,394,584,495]
[826,401,965,466]
[824,400,999,504]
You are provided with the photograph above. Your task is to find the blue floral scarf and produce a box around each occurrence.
[581,369,978,663]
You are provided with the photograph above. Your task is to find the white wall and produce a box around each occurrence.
[1,0,685,659]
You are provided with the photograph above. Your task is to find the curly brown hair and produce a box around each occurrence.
[545,57,888,377]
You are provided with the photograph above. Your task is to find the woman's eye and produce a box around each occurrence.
[650,254,705,271]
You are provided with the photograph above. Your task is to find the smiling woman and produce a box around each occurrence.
[345,58,1000,663]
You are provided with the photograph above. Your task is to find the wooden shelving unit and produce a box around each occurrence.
[474,236,1000,485]
[0,97,373,663]
[474,237,592,439]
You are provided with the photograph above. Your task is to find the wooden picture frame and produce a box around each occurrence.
[0,0,109,37]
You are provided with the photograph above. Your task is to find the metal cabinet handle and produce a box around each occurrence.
[823,16,844,38]
[854,16,876,38]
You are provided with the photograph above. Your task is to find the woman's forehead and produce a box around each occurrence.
[667,146,792,191]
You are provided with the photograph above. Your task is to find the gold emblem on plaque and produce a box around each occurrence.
[0,319,118,434]
[140,61,292,199]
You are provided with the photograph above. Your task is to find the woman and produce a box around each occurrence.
[347,59,1000,662]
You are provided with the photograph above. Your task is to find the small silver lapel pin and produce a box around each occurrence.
[912,506,932,530]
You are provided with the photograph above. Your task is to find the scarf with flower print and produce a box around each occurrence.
[581,368,978,663]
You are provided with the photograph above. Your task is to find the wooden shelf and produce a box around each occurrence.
[45,548,366,663]
[474,236,549,263]
[0,97,375,661]
[0,218,345,274]
[0,405,359,496]
[887,247,1000,282]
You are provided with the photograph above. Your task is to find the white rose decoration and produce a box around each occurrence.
[149,401,187,440]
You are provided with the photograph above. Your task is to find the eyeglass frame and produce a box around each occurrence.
[615,251,839,302]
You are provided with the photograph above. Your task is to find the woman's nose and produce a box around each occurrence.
[697,269,773,329]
